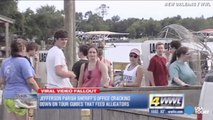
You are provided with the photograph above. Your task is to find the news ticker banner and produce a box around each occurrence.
[38,93,148,109]
[36,88,201,114]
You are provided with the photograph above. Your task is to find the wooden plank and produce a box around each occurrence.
[59,109,81,120]
[91,109,102,120]
[139,115,149,120]
[124,111,132,120]
[110,111,125,120]
[35,109,59,120]
[148,117,156,120]
[102,109,110,120]
[132,114,140,120]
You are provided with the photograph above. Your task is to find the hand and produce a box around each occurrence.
[34,53,39,62]
[69,71,76,79]
[181,83,190,87]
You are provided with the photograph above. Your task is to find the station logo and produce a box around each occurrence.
[149,94,184,114]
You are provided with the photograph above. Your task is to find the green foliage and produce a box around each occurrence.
[1,2,213,41]
[96,4,109,19]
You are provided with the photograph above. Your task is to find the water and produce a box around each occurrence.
[104,43,143,63]
[104,42,213,63]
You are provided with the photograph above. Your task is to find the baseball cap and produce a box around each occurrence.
[130,48,140,56]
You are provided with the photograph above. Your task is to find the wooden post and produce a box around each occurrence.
[5,22,9,57]
[64,0,76,69]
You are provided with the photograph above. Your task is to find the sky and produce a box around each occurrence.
[18,1,213,20]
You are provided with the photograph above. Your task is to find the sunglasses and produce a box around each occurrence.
[59,38,68,41]
[129,54,138,58]
[87,71,92,79]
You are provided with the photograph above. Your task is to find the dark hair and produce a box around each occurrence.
[138,58,142,65]
[26,42,39,52]
[79,44,89,56]
[54,30,68,40]
[156,42,164,49]
[170,40,182,64]
[10,38,27,57]
[170,40,181,49]
[170,46,189,64]
[88,45,98,53]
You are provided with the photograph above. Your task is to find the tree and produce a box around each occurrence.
[96,4,109,19]
[111,15,120,23]
[33,5,64,42]
[0,0,24,35]
[84,11,93,19]
[0,0,18,17]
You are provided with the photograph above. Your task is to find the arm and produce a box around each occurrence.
[147,71,155,86]
[0,63,5,88]
[33,53,40,79]
[173,77,188,86]
[108,63,114,85]
[0,76,5,89]
[54,51,76,79]
[21,59,40,91]
[77,63,85,87]
[147,58,155,86]
[124,66,144,87]
[27,77,39,92]
[55,65,76,79]
[169,64,188,86]
[100,63,109,87]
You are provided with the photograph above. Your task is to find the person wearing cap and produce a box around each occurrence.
[46,30,76,88]
[148,42,168,86]
[119,48,143,87]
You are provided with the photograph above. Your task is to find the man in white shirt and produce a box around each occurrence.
[46,30,76,88]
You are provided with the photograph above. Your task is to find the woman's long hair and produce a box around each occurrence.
[170,46,188,64]
[169,40,182,64]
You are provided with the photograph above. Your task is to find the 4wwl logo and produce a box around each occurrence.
[149,94,184,109]
[149,94,184,114]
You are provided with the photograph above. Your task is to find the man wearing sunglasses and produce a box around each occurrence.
[147,42,168,86]
[97,42,113,86]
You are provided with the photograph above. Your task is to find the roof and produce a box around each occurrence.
[0,14,15,24]
[84,31,129,35]
[198,29,213,34]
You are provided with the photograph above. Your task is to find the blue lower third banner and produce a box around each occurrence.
[38,94,148,109]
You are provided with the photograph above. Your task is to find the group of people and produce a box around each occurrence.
[45,30,198,88]
[0,30,198,119]
[0,38,40,120]
[147,41,197,87]
[45,30,145,88]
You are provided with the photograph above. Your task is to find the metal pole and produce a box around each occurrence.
[5,22,9,57]
[64,0,76,69]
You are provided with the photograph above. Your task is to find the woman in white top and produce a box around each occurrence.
[121,48,144,87]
